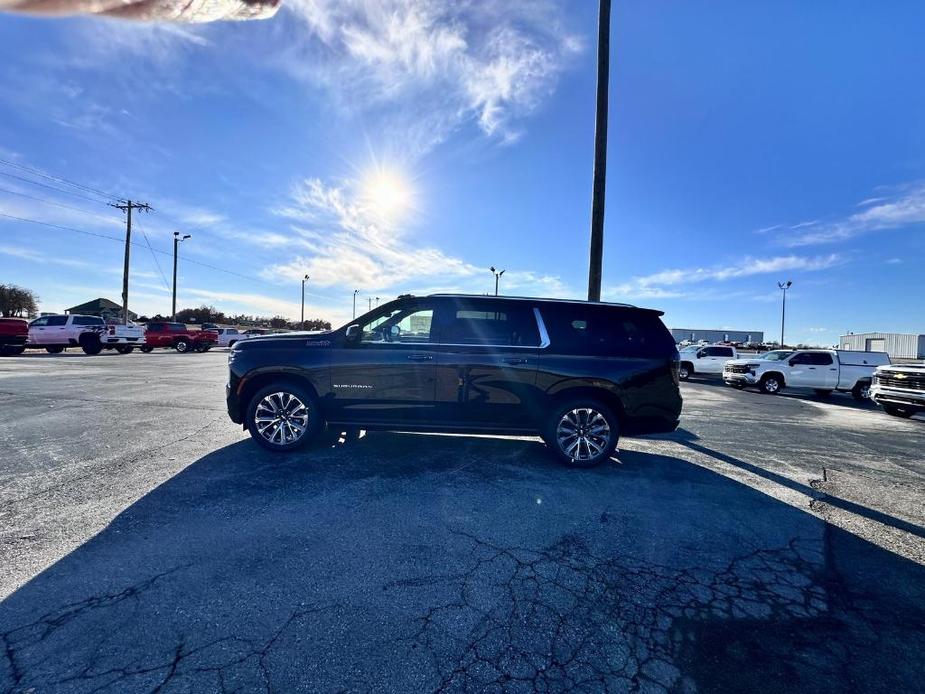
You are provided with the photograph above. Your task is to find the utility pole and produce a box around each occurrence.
[301,274,309,329]
[587,0,612,302]
[778,280,792,347]
[490,266,505,296]
[172,232,191,321]
[111,200,152,324]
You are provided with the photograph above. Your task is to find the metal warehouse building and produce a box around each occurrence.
[839,332,925,360]
[670,328,764,344]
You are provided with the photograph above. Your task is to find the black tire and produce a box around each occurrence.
[678,362,692,381]
[115,345,135,354]
[45,346,65,354]
[760,374,783,395]
[246,382,323,452]
[852,382,871,401]
[79,333,102,355]
[140,345,154,353]
[175,339,191,353]
[543,398,620,468]
[883,404,915,419]
[814,389,832,398]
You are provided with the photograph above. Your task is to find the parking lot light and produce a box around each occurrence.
[778,280,792,347]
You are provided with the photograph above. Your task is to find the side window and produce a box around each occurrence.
[46,316,68,326]
[147,323,163,331]
[543,305,673,357]
[720,347,735,357]
[789,353,809,365]
[810,352,833,366]
[359,304,434,344]
[441,301,540,346]
[73,316,103,326]
[30,317,48,327]
[169,323,186,331]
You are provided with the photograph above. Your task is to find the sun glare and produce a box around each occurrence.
[360,167,415,224]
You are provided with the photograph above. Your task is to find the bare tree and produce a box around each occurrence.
[0,284,39,318]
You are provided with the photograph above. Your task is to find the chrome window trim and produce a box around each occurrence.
[350,305,550,350]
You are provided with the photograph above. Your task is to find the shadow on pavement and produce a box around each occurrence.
[1,433,923,693]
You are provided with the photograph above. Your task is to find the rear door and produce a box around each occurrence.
[28,317,49,344]
[699,346,734,373]
[433,298,542,427]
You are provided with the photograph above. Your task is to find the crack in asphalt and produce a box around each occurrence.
[387,530,873,693]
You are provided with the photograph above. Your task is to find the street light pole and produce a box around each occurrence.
[301,274,309,329]
[778,280,792,347]
[587,0,612,302]
[490,266,505,296]
[353,289,360,319]
[172,232,191,321]
[375,297,380,308]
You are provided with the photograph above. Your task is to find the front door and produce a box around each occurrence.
[434,298,541,427]
[327,300,439,425]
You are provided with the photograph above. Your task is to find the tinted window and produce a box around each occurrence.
[30,317,48,327]
[46,316,68,326]
[169,323,186,331]
[703,347,734,357]
[441,300,539,346]
[808,352,833,365]
[73,316,103,326]
[147,323,164,331]
[790,353,812,365]
[542,304,673,357]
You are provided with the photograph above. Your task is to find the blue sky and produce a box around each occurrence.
[1,0,923,343]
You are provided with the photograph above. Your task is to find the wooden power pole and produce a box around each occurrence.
[587,0,612,302]
[111,200,152,323]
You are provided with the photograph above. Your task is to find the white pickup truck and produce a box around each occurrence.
[27,314,145,355]
[677,344,737,380]
[722,349,890,398]
[870,364,925,418]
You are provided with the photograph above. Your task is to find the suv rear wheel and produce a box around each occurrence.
[79,333,102,355]
[139,345,154,353]
[544,399,619,468]
[45,346,65,354]
[246,383,322,452]
[175,339,191,353]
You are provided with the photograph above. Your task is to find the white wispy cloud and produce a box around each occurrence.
[604,254,842,301]
[276,0,582,149]
[786,182,925,246]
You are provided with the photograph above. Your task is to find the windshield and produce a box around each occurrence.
[760,350,794,361]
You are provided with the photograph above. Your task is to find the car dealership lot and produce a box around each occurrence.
[1,352,923,692]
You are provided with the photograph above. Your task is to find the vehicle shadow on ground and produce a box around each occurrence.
[1,433,923,693]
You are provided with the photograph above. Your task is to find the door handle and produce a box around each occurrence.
[407,354,433,361]
[502,357,528,365]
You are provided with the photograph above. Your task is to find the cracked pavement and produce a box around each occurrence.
[1,352,923,692]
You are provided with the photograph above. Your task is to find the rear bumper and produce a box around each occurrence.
[871,384,925,409]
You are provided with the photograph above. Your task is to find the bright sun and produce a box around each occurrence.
[360,167,415,224]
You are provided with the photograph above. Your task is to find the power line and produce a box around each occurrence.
[134,216,172,293]
[0,211,272,285]
[0,185,122,225]
[0,157,122,203]
[0,171,115,206]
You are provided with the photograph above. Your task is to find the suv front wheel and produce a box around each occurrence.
[544,399,619,468]
[246,383,322,452]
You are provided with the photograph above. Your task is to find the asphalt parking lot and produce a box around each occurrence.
[1,351,923,693]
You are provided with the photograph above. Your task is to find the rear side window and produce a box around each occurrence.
[169,323,186,331]
[46,316,68,326]
[542,304,674,357]
[703,346,734,357]
[808,352,833,365]
[73,316,103,326]
[440,300,540,347]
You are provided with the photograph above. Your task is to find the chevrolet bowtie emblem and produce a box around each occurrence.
[895,373,907,379]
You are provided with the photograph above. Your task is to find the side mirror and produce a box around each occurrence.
[345,324,361,342]
[697,350,706,358]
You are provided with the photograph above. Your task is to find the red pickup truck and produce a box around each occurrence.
[0,318,28,356]
[140,322,218,353]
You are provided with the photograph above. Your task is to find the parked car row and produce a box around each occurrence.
[681,342,923,420]
[0,315,227,355]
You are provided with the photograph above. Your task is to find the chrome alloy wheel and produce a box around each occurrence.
[556,407,612,462]
[254,391,309,445]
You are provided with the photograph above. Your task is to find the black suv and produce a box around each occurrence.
[226,294,682,467]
